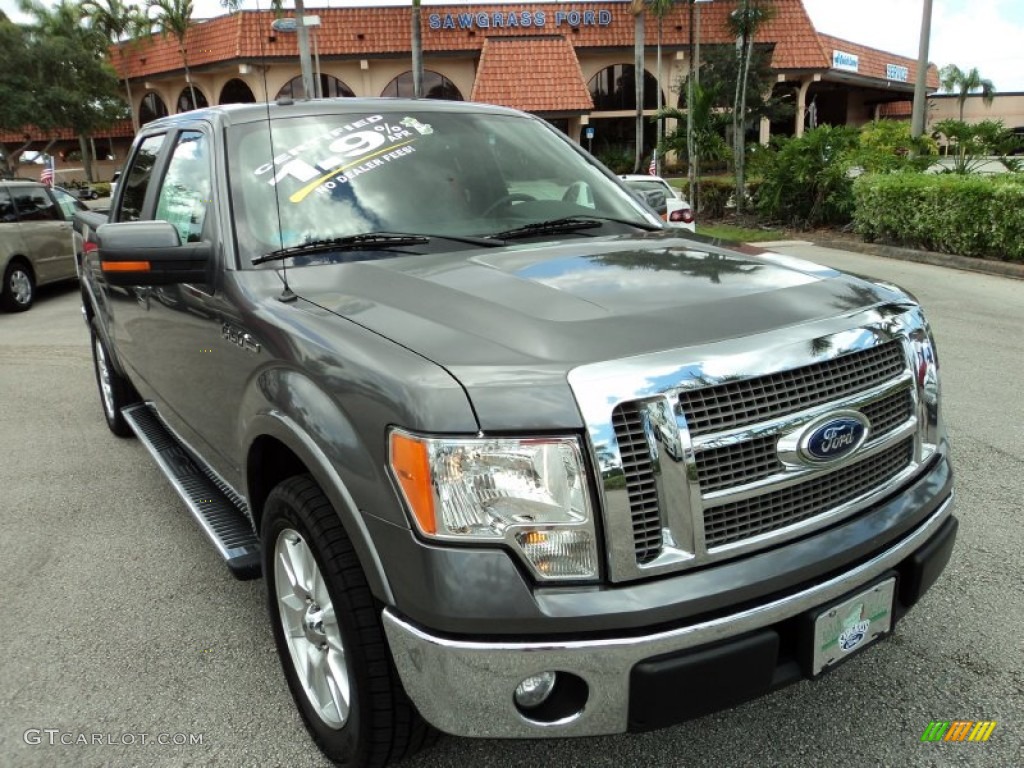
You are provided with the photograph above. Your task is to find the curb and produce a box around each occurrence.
[810,239,1024,281]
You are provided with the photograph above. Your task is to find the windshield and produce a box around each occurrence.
[228,108,656,263]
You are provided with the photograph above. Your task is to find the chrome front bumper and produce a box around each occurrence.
[382,494,954,738]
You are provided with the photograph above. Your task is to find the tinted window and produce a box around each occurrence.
[0,187,14,223]
[154,131,211,243]
[120,134,167,222]
[11,186,59,221]
[50,187,85,219]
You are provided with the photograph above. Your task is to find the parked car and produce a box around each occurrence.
[620,174,696,232]
[109,170,121,199]
[72,185,101,200]
[0,181,83,311]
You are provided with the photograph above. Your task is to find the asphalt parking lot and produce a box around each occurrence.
[1,246,1021,767]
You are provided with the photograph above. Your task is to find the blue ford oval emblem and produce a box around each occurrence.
[802,415,868,463]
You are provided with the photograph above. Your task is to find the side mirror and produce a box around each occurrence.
[95,220,211,286]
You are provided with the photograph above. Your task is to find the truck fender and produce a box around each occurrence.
[242,410,395,606]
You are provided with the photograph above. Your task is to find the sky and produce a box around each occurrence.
[3,0,1022,92]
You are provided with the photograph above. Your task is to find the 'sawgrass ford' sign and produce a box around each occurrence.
[429,9,613,29]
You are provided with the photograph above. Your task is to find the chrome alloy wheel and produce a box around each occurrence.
[274,528,350,729]
[94,336,116,420]
[9,268,31,306]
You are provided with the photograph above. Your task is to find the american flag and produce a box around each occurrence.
[40,156,55,187]
[648,151,657,176]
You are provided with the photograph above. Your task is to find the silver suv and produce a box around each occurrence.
[0,180,84,311]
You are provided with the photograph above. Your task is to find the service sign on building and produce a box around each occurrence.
[886,64,909,83]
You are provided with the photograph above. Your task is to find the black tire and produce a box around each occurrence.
[1,260,34,312]
[89,319,138,437]
[262,475,437,767]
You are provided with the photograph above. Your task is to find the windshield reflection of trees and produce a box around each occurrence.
[587,248,760,285]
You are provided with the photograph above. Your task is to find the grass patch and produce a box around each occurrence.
[697,222,786,243]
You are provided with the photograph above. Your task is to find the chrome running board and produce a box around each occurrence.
[123,403,261,580]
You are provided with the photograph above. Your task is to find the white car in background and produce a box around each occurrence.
[109,170,121,200]
[620,174,695,232]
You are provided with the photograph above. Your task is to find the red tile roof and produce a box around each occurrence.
[818,34,940,89]
[0,120,134,143]
[113,2,843,80]
[695,0,830,71]
[471,35,593,112]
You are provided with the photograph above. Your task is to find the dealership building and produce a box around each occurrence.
[3,0,939,181]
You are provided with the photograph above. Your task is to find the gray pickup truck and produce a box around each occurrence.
[76,99,956,767]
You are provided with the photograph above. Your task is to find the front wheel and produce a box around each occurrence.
[263,475,436,767]
[89,320,138,437]
[1,261,34,312]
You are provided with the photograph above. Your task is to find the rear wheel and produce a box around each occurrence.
[263,475,436,767]
[89,320,138,437]
[1,261,34,312]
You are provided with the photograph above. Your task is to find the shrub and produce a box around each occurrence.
[854,172,1024,261]
[854,120,937,173]
[756,125,860,228]
[932,119,1021,175]
[596,146,634,175]
[698,177,734,218]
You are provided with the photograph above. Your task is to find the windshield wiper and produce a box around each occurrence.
[253,233,430,265]
[489,215,658,241]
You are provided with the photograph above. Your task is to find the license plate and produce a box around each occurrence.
[811,577,896,676]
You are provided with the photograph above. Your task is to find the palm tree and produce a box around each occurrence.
[81,0,148,133]
[685,0,704,210]
[648,0,676,176]
[629,0,645,173]
[147,0,197,109]
[939,64,996,121]
[411,0,423,98]
[728,0,773,215]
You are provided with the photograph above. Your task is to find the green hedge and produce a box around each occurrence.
[699,177,734,218]
[854,173,1024,261]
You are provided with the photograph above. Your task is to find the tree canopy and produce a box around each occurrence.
[0,1,128,178]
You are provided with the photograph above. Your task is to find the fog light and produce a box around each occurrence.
[514,672,557,709]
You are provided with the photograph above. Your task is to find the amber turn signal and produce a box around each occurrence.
[389,432,436,535]
[101,260,151,272]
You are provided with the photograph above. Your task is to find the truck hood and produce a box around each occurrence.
[284,233,899,429]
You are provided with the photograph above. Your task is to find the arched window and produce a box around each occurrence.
[588,65,661,111]
[139,92,169,126]
[380,71,463,101]
[220,78,256,104]
[275,74,354,100]
[176,86,209,113]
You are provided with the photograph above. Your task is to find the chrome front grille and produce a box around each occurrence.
[703,438,914,548]
[679,341,907,438]
[612,403,661,564]
[568,306,941,584]
[693,387,914,494]
[863,388,913,439]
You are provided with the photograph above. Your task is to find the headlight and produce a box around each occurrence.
[389,430,599,581]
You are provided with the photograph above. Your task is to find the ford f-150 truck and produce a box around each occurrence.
[76,99,956,767]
